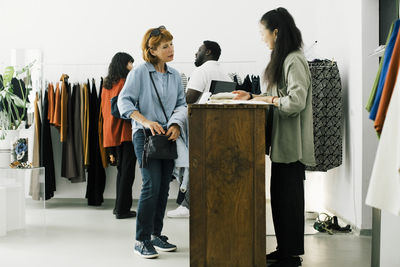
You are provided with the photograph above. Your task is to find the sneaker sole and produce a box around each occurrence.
[134,249,159,259]
[167,214,190,218]
[154,246,177,252]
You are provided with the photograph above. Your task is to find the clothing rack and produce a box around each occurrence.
[40,60,258,66]
[41,63,108,66]
[171,60,258,64]
[308,60,337,68]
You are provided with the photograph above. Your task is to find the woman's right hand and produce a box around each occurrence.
[143,119,165,136]
[232,90,251,100]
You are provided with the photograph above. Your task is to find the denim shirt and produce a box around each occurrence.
[117,62,187,136]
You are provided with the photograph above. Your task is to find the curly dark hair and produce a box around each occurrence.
[103,52,134,89]
[203,40,222,60]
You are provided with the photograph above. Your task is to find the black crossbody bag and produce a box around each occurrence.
[141,72,178,167]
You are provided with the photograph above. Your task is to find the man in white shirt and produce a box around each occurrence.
[185,40,232,104]
[167,41,231,219]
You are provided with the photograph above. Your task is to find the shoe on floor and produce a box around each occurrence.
[268,256,302,267]
[167,205,190,218]
[151,235,177,252]
[115,211,136,219]
[266,250,286,262]
[134,240,159,259]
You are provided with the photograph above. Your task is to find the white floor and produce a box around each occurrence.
[0,199,371,267]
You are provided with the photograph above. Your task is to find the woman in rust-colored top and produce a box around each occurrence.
[101,52,136,219]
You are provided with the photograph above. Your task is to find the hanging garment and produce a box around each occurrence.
[236,75,252,92]
[72,83,85,182]
[61,82,79,181]
[80,82,85,147]
[40,89,56,200]
[52,82,61,129]
[98,77,108,168]
[30,93,41,200]
[86,79,106,206]
[366,22,395,112]
[369,19,400,120]
[180,73,188,91]
[60,74,69,141]
[47,83,55,124]
[83,82,90,167]
[366,74,400,216]
[169,104,189,193]
[374,27,400,134]
[32,93,41,168]
[228,72,243,85]
[251,75,261,95]
[306,60,343,172]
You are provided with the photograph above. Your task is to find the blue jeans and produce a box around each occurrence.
[133,131,174,241]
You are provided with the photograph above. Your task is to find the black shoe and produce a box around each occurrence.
[134,240,159,259]
[113,209,116,215]
[268,257,302,267]
[151,235,177,252]
[267,250,286,262]
[115,211,136,219]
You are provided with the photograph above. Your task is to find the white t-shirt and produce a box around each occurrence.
[186,60,231,102]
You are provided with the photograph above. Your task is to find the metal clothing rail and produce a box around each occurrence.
[41,63,108,66]
[40,60,258,66]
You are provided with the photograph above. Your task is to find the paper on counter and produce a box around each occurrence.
[206,99,272,105]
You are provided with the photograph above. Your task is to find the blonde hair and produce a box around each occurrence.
[141,27,173,64]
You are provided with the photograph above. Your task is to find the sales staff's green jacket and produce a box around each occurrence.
[264,50,316,166]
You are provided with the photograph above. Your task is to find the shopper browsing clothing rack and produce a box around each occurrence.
[101,52,137,219]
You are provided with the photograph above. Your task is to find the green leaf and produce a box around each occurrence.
[5,94,11,103]
[3,66,14,85]
[15,60,36,76]
[10,95,27,108]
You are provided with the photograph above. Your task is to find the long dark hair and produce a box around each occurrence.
[261,8,303,89]
[103,52,134,89]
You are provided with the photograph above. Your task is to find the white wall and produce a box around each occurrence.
[309,0,379,231]
[361,0,380,231]
[0,0,379,230]
[0,0,321,201]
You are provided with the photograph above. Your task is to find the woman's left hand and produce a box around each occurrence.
[252,96,275,104]
[166,124,181,141]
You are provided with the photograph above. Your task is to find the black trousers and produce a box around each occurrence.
[270,161,305,256]
[114,141,137,214]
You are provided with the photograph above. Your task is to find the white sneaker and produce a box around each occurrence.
[167,205,190,218]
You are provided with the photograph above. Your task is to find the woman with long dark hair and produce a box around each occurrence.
[234,7,315,267]
[101,52,137,219]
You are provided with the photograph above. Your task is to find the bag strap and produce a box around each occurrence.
[142,71,169,138]
[149,72,169,123]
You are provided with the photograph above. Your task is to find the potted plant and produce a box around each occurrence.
[0,62,34,167]
[0,62,33,139]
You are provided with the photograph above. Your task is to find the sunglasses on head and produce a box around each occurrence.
[147,26,166,48]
